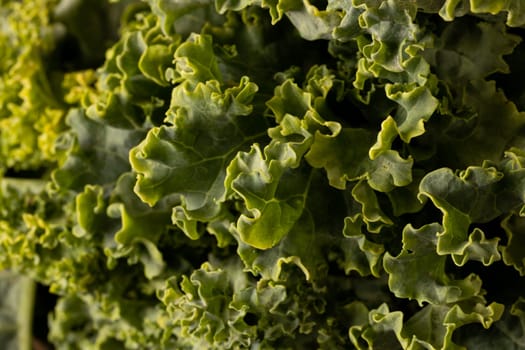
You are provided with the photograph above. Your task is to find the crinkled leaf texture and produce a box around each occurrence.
[4,0,525,349]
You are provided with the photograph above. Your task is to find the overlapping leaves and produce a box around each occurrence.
[4,0,525,349]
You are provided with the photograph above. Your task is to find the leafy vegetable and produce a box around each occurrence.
[3,0,525,349]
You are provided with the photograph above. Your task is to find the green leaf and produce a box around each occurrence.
[74,185,111,238]
[490,298,525,348]
[501,213,525,276]
[158,260,257,349]
[402,302,504,350]
[340,215,385,277]
[85,15,173,129]
[233,167,348,282]
[146,0,221,37]
[53,108,146,191]
[351,180,393,233]
[106,173,174,279]
[428,61,525,170]
[384,84,439,143]
[384,223,484,305]
[425,19,521,82]
[131,76,267,221]
[226,142,311,249]
[386,169,426,216]
[159,257,340,349]
[438,0,525,27]
[174,33,222,83]
[139,43,177,87]
[349,303,405,350]
[348,0,434,89]
[216,0,305,25]
[284,1,342,41]
[348,299,504,350]
[48,292,172,349]
[306,127,413,192]
[418,165,518,261]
